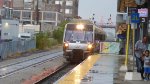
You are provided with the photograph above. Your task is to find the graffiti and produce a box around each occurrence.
[100,42,120,54]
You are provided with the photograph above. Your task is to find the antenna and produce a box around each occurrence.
[107,14,113,26]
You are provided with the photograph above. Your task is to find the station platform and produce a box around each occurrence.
[54,54,119,84]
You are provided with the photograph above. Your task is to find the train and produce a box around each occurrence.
[63,19,106,62]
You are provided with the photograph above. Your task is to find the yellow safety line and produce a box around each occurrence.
[125,24,130,66]
[58,55,100,84]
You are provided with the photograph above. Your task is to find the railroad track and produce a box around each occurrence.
[0,51,63,78]
[36,63,77,84]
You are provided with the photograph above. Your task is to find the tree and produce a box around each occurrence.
[53,20,69,43]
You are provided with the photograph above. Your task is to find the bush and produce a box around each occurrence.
[36,32,58,50]
[53,28,64,43]
[47,38,58,47]
[53,21,69,43]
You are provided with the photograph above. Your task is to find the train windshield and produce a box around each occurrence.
[64,24,93,43]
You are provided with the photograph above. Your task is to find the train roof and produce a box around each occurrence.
[68,19,93,25]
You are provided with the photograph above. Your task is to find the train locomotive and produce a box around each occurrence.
[63,19,106,62]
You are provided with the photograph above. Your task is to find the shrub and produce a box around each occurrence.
[36,32,58,50]
[53,21,69,43]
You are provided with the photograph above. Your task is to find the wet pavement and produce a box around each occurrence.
[114,55,150,84]
[55,54,119,84]
[81,54,119,84]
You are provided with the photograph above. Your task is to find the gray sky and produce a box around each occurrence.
[78,0,117,24]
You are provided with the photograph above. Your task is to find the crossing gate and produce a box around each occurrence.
[99,42,120,54]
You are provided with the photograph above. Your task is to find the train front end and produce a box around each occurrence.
[63,24,94,62]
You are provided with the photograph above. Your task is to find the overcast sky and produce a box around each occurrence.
[78,0,117,24]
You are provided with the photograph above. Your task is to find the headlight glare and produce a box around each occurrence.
[88,44,92,49]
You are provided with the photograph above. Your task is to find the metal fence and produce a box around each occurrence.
[0,39,36,59]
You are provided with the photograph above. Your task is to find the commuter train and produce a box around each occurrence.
[63,19,106,62]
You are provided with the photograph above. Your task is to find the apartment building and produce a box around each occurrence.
[12,0,79,18]
[52,0,79,18]
[0,0,79,25]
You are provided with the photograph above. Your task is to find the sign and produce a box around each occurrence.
[128,7,138,15]
[131,13,140,23]
[100,42,119,54]
[138,8,148,17]
[140,17,146,23]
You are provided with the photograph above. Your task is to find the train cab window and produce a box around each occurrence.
[73,31,84,41]
[66,24,76,30]
[65,24,94,42]
[64,31,72,41]
[85,32,93,42]
[85,25,93,31]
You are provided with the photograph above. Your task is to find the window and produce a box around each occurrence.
[22,11,31,19]
[47,0,52,4]
[43,12,56,20]
[55,1,63,5]
[66,1,73,6]
[65,9,72,14]
[24,0,32,9]
[13,11,20,19]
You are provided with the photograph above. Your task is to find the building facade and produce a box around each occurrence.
[117,0,150,40]
[12,0,79,19]
[51,0,79,18]
[0,0,79,26]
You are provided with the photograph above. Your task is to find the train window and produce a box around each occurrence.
[66,24,76,30]
[73,31,84,41]
[85,32,93,42]
[85,25,93,31]
[95,34,103,41]
[64,31,72,41]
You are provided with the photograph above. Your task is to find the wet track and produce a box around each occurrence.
[37,64,77,84]
[0,52,63,78]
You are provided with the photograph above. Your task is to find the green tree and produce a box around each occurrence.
[36,32,58,50]
[53,20,69,43]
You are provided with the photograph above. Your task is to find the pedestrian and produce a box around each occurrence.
[143,50,150,81]
[135,36,148,79]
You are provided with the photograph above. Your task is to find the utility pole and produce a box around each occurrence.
[35,0,39,25]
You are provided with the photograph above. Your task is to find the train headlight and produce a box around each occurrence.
[64,43,69,47]
[76,24,84,30]
[88,44,92,49]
